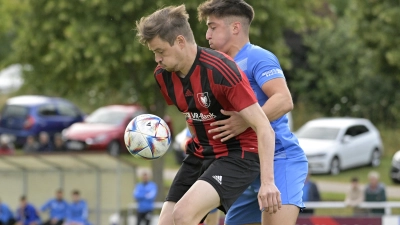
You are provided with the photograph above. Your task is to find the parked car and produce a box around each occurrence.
[0,95,85,146]
[391,150,400,183]
[62,104,146,156]
[296,117,383,175]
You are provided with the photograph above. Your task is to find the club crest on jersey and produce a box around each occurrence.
[197,92,211,108]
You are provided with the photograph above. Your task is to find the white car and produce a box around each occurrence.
[391,150,400,183]
[296,117,383,175]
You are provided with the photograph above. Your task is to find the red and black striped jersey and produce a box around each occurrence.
[155,46,259,161]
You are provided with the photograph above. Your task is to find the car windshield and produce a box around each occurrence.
[296,126,340,140]
[1,105,28,118]
[85,108,129,125]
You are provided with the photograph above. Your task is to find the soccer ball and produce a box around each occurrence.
[124,114,172,160]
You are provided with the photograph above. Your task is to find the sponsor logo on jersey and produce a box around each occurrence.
[184,112,216,122]
[261,68,284,77]
[197,92,211,108]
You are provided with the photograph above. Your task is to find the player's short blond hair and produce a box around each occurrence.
[136,5,195,46]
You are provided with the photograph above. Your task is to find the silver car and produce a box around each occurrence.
[296,117,383,175]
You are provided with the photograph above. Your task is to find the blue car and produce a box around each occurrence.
[0,95,85,147]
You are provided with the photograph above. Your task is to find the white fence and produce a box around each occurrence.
[121,201,400,225]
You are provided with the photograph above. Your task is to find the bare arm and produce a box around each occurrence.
[209,78,293,142]
[238,103,281,213]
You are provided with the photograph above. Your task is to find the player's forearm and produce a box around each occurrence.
[256,125,275,183]
[261,93,293,121]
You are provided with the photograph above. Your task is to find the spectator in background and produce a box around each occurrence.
[23,135,39,153]
[0,134,15,155]
[301,171,321,214]
[37,132,54,152]
[53,133,66,152]
[64,190,89,225]
[15,196,41,225]
[365,171,387,215]
[344,177,364,215]
[0,198,15,225]
[133,172,157,225]
[41,189,68,225]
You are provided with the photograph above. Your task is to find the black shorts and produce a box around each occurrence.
[166,154,259,213]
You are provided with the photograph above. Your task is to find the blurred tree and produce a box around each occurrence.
[293,0,400,127]
[0,0,28,66]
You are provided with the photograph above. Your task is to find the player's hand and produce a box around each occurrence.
[209,110,249,142]
[258,182,282,214]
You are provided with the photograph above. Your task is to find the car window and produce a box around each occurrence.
[296,126,340,140]
[38,104,58,116]
[345,125,369,137]
[1,105,28,118]
[58,102,80,117]
[85,108,130,125]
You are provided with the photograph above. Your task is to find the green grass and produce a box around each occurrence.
[310,156,397,185]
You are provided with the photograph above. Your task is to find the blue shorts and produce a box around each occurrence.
[225,155,308,225]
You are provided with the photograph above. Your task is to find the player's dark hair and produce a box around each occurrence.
[20,195,26,201]
[136,4,195,46]
[72,190,80,195]
[197,0,254,25]
[351,177,359,182]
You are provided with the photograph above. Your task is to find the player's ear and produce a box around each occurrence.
[176,35,186,48]
[232,21,240,35]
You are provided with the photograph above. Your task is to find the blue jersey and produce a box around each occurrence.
[41,198,68,220]
[234,42,304,159]
[133,181,157,213]
[66,200,88,223]
[0,203,14,223]
[16,203,41,225]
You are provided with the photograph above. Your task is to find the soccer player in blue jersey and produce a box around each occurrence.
[41,189,68,225]
[198,1,308,225]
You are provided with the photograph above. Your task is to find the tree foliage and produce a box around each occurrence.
[293,0,400,127]
[5,0,325,112]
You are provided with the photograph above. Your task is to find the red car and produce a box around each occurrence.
[62,104,146,156]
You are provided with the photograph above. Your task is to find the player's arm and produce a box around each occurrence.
[209,64,292,142]
[238,103,281,213]
[259,78,293,121]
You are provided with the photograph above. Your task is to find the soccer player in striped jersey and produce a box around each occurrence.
[136,4,280,225]
[198,1,308,225]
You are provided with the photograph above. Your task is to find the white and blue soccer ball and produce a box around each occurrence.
[124,114,171,160]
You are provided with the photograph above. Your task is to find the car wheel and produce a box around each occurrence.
[108,141,121,156]
[370,149,381,167]
[330,157,340,175]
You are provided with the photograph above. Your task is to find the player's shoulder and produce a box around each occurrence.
[247,44,278,61]
[198,46,235,66]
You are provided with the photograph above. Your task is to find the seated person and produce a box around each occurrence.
[64,190,89,225]
[23,135,39,153]
[37,132,54,152]
[0,135,15,155]
[15,196,41,225]
[41,189,68,225]
[0,198,15,225]
[53,133,66,151]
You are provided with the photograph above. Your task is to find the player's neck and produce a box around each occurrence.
[177,44,198,78]
[226,37,249,58]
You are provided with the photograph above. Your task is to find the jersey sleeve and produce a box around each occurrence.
[252,52,285,88]
[224,72,258,112]
[154,66,174,105]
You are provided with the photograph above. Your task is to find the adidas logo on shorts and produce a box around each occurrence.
[212,175,222,185]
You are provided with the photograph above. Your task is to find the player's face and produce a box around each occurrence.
[205,15,233,53]
[148,36,182,72]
